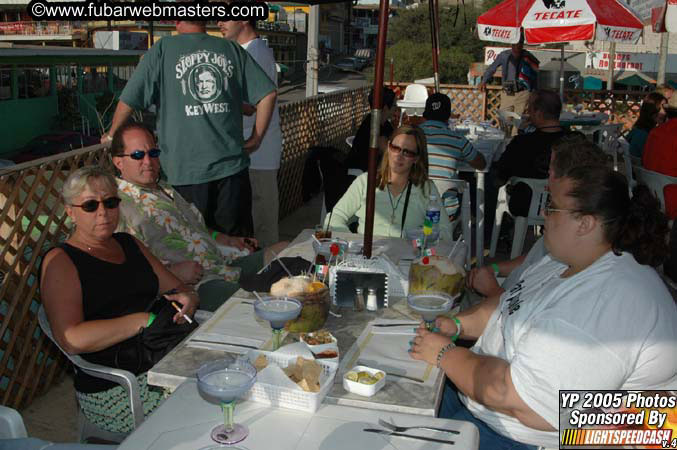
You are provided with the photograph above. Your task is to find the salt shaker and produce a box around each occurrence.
[354,287,365,312]
[366,287,378,311]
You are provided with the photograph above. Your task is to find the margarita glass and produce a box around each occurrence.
[197,357,257,445]
[253,296,302,350]
[407,293,453,331]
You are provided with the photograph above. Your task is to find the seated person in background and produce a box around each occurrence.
[643,93,677,220]
[40,166,199,434]
[467,134,607,298]
[327,125,453,241]
[345,87,397,172]
[493,89,568,217]
[411,165,675,450]
[627,92,666,158]
[420,93,486,220]
[111,122,288,312]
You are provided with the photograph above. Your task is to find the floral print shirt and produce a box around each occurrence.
[116,179,248,282]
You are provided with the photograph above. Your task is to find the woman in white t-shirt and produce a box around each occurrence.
[410,165,676,450]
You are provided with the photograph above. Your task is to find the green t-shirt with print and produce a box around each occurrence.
[120,32,276,185]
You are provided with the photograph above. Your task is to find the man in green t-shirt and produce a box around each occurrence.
[103,21,277,237]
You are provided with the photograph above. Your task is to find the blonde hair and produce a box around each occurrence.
[62,166,117,205]
[377,125,429,190]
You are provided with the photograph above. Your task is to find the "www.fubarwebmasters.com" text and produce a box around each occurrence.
[27,1,268,21]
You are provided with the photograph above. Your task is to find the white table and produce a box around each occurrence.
[453,125,506,267]
[118,380,480,450]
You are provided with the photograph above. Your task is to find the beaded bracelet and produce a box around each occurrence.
[490,263,500,276]
[436,341,455,368]
[211,231,219,241]
[146,312,156,327]
[451,316,462,342]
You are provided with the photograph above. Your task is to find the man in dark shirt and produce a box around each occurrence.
[345,87,397,172]
[494,89,567,216]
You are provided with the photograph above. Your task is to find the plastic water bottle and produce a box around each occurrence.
[426,194,442,241]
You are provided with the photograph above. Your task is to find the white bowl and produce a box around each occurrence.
[311,345,339,363]
[343,365,386,397]
[300,331,338,353]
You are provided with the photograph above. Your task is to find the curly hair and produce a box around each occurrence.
[566,166,669,267]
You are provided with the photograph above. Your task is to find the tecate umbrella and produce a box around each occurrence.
[477,0,643,45]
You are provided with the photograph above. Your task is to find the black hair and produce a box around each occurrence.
[530,89,562,121]
[551,133,608,178]
[566,165,669,267]
[368,87,396,109]
[111,122,155,157]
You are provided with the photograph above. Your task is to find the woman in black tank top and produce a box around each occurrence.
[40,167,200,432]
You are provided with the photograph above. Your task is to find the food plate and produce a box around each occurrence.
[300,330,338,353]
[343,365,386,397]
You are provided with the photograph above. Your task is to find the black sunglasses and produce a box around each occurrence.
[71,197,122,213]
[119,148,161,160]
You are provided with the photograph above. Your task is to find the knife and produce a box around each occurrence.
[371,323,418,327]
[356,360,425,383]
[363,428,455,445]
[188,339,259,349]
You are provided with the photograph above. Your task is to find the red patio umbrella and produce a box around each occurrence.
[477,0,644,95]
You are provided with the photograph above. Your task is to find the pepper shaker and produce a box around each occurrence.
[354,287,365,312]
[366,287,378,311]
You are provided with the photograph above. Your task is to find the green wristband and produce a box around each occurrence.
[490,263,500,276]
[451,316,462,342]
[146,312,156,327]
[211,231,219,241]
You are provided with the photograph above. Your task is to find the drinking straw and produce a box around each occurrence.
[253,291,264,302]
[311,233,322,247]
[448,238,462,259]
[324,210,334,234]
[270,249,293,278]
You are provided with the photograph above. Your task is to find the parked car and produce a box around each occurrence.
[335,57,365,72]
[9,131,100,164]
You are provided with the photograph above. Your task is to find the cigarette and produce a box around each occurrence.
[171,301,193,324]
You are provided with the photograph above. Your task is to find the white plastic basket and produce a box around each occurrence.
[242,350,338,413]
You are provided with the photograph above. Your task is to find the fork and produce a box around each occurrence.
[378,418,460,435]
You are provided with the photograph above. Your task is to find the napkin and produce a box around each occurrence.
[190,298,272,347]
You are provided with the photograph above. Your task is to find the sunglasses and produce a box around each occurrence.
[71,197,122,213]
[388,142,419,159]
[118,148,161,160]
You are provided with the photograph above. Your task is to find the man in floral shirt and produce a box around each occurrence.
[111,122,287,311]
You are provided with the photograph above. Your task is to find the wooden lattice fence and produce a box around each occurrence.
[388,82,646,131]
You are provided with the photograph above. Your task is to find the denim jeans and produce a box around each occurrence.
[439,381,538,450]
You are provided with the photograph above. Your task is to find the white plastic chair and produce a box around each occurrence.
[496,109,522,137]
[345,135,355,148]
[398,84,429,125]
[490,177,548,259]
[38,305,143,443]
[432,179,472,270]
[583,123,623,170]
[616,135,636,192]
[634,166,677,212]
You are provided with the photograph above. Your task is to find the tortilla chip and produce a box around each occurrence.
[253,354,268,372]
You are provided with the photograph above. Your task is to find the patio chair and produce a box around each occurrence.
[432,179,472,270]
[616,136,636,193]
[345,135,354,148]
[634,166,677,212]
[38,305,142,444]
[398,84,429,126]
[489,177,548,259]
[583,123,623,169]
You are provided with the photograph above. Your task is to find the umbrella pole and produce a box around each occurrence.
[429,0,441,92]
[363,0,390,259]
[559,45,564,102]
[607,42,615,91]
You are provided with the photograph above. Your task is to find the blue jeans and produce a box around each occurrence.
[439,382,538,450]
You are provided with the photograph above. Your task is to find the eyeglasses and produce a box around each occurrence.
[388,142,419,158]
[71,197,122,213]
[543,196,576,217]
[118,148,161,160]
